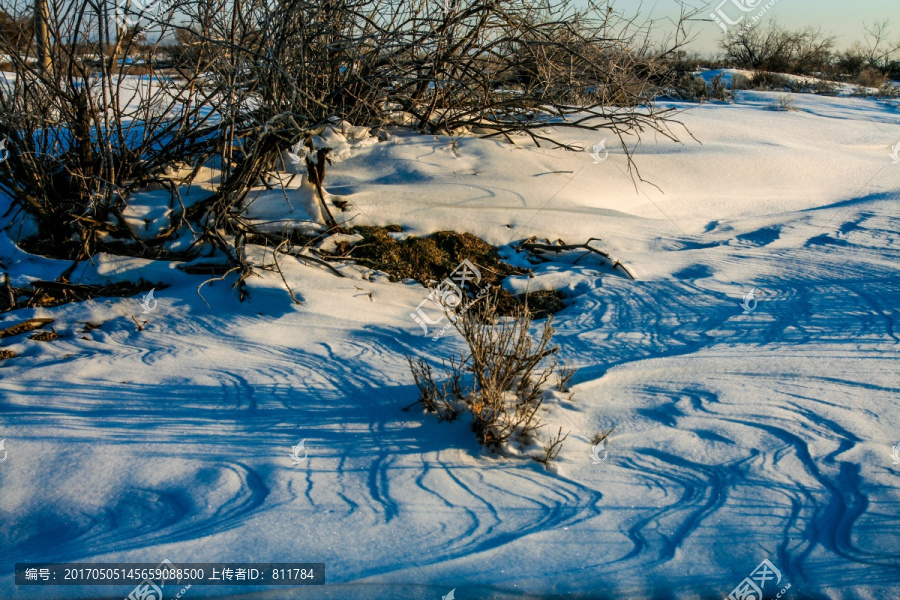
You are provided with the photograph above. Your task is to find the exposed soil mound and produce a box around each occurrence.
[348,227,522,286]
[346,226,566,317]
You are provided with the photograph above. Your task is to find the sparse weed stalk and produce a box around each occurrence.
[406,355,459,422]
[557,363,577,393]
[876,83,900,99]
[591,426,616,447]
[534,427,569,465]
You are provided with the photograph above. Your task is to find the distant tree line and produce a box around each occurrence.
[665,20,900,85]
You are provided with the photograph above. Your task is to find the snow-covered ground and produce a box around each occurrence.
[1,87,899,599]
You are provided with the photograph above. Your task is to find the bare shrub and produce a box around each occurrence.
[1,0,704,304]
[876,83,900,99]
[662,50,724,73]
[772,95,798,112]
[833,21,900,80]
[731,73,751,91]
[855,68,888,88]
[557,363,577,393]
[737,70,838,96]
[0,0,219,263]
[184,0,705,199]
[804,79,840,96]
[453,292,559,448]
[722,22,835,76]
[407,292,572,461]
[707,73,731,100]
[747,70,799,92]
[672,72,734,101]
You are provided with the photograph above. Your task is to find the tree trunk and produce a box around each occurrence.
[34,0,51,73]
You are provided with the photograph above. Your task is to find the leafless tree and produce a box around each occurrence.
[722,22,835,75]
[835,21,900,79]
[859,21,900,71]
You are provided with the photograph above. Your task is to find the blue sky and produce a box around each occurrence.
[597,0,899,54]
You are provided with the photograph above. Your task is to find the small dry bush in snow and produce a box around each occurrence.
[772,95,799,111]
[668,72,732,102]
[556,363,577,393]
[748,71,800,92]
[854,68,888,88]
[407,292,571,463]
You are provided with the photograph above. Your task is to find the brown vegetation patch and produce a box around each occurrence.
[345,227,568,317]
[2,278,161,313]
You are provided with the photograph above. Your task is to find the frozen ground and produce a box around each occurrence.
[0,86,899,599]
